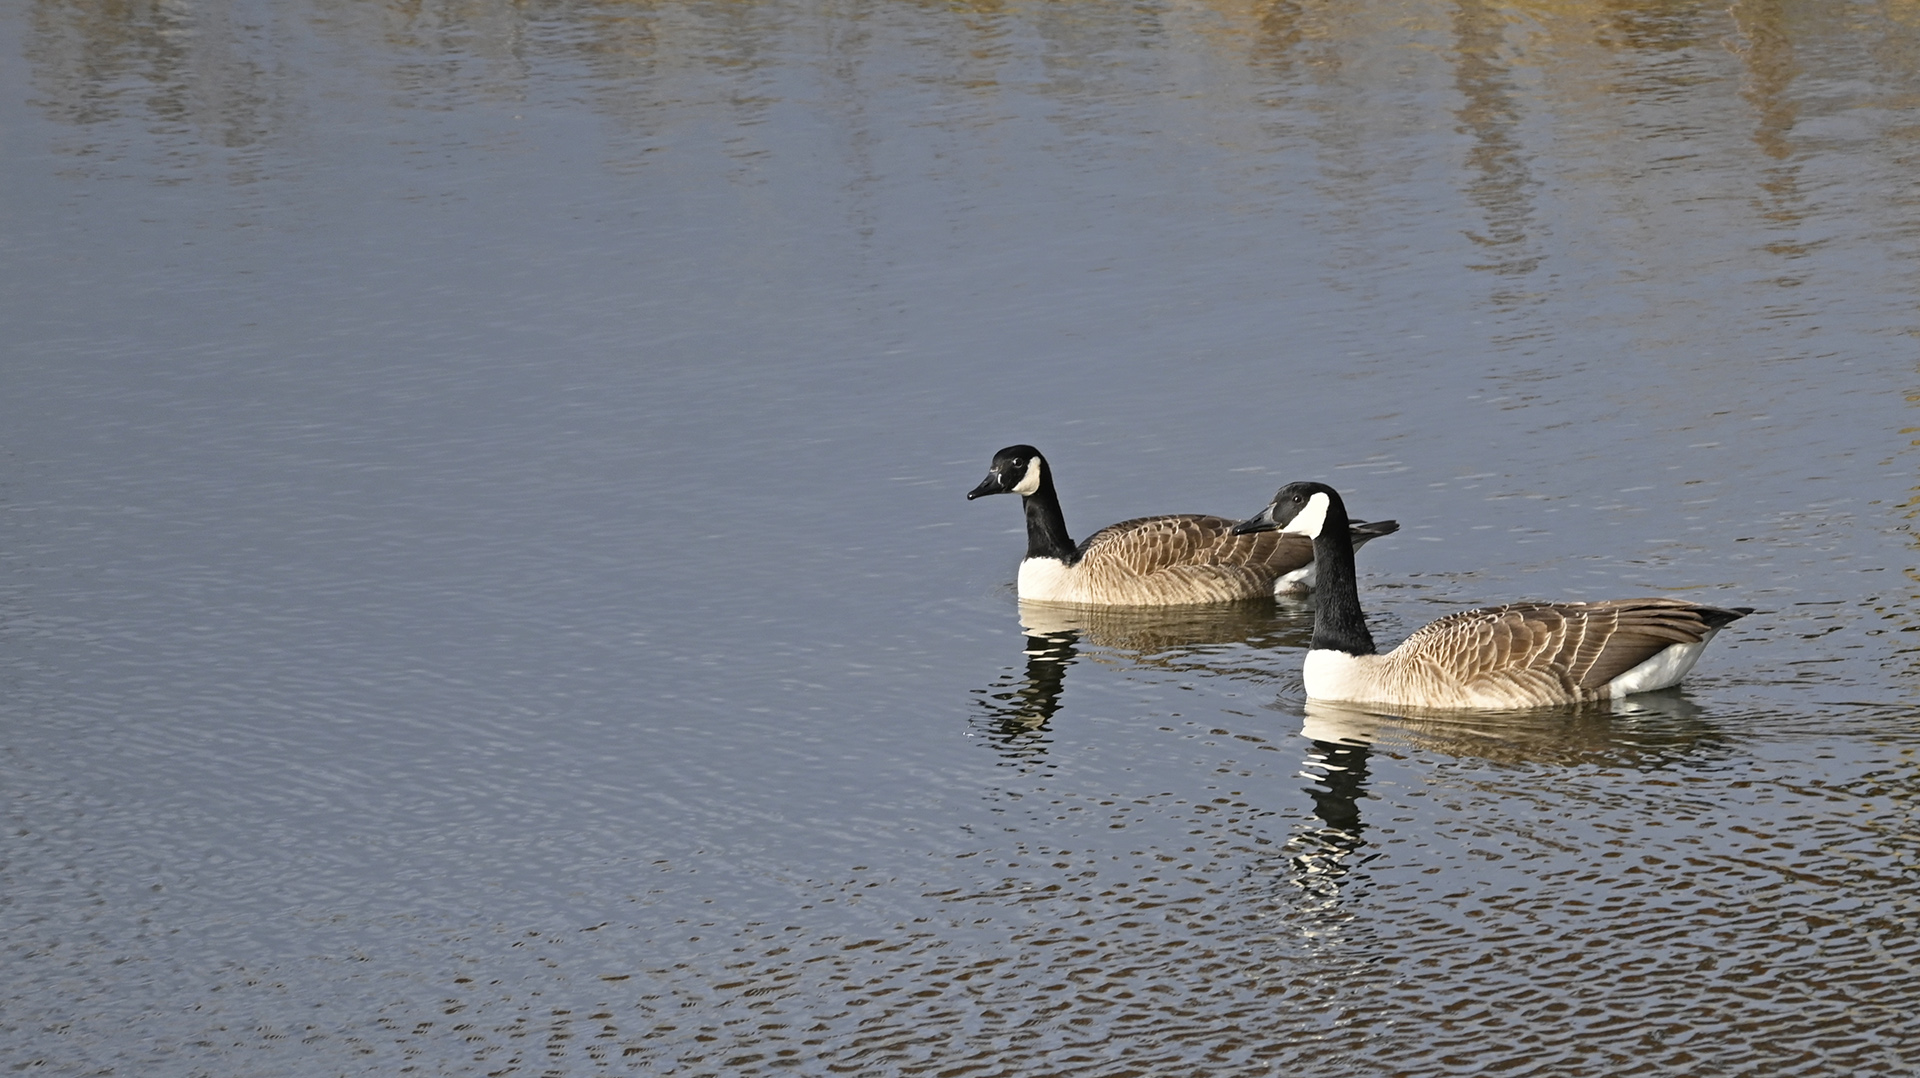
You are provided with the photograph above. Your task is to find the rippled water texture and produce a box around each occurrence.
[4,0,1920,1074]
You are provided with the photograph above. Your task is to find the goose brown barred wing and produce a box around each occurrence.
[1394,598,1737,697]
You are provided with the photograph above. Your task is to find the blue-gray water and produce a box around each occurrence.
[3,1,1919,1074]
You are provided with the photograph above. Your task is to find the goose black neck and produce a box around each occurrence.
[1021,473,1078,563]
[1310,499,1377,656]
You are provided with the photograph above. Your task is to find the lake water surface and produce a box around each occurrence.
[4,1,1920,1074]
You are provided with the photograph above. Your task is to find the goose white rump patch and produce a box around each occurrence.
[1606,634,1717,697]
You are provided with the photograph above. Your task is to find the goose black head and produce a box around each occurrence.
[967,445,1048,500]
[1232,481,1343,538]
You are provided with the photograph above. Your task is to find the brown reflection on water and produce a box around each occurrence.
[24,0,1920,224]
[1246,0,1313,70]
[20,1,1913,113]
[1452,0,1543,283]
[1727,0,1801,163]
[28,0,282,167]
[1727,0,1814,279]
[1590,0,1719,52]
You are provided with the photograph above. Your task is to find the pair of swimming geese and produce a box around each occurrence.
[969,444,1750,711]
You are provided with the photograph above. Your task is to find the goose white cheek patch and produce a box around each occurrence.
[1286,492,1330,538]
[1011,458,1044,496]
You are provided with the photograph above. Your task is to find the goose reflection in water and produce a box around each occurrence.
[1298,691,1726,772]
[1286,713,1376,914]
[1015,598,1315,675]
[969,627,1079,758]
[1277,692,1731,913]
[967,600,1316,759]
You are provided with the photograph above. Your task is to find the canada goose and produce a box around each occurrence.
[1231,481,1750,709]
[966,445,1399,606]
